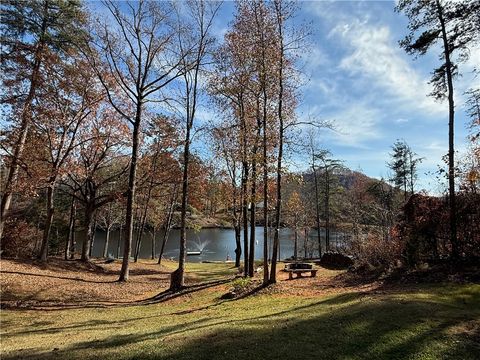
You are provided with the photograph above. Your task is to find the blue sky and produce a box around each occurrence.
[203,0,479,193]
[88,1,479,194]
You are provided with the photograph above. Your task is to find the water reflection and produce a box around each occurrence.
[77,227,346,262]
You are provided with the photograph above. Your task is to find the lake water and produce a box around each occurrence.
[80,227,347,262]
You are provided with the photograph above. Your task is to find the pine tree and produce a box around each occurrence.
[396,0,480,259]
[0,0,87,241]
[388,140,423,200]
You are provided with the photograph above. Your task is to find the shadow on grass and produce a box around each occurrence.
[137,277,233,306]
[1,276,233,312]
[3,286,479,360]
[0,270,118,284]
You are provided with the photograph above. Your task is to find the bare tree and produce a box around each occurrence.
[170,0,220,291]
[34,57,102,261]
[88,0,188,281]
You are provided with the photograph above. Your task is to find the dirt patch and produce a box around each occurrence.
[0,257,172,309]
[1,258,397,310]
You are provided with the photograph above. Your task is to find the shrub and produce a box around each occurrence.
[350,232,404,271]
[1,220,38,258]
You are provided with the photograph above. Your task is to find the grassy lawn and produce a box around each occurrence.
[1,262,479,360]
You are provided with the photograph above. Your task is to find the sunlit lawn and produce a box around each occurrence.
[1,262,479,360]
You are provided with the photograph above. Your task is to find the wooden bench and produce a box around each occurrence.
[287,269,318,280]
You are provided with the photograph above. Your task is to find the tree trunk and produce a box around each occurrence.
[313,164,322,259]
[89,214,97,258]
[117,222,122,259]
[65,195,76,260]
[158,224,171,266]
[249,151,257,277]
[170,117,192,290]
[232,178,241,267]
[135,174,155,262]
[241,159,249,277]
[304,228,308,258]
[294,224,298,262]
[158,185,177,266]
[324,170,330,252]
[103,226,111,258]
[262,93,269,285]
[119,109,141,281]
[270,3,285,284]
[151,226,156,260]
[436,0,458,259]
[81,206,94,262]
[39,183,55,261]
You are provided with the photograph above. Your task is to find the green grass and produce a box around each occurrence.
[1,263,479,360]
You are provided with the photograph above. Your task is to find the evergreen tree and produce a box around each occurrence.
[0,0,87,241]
[388,140,409,199]
[388,140,423,200]
[396,0,480,259]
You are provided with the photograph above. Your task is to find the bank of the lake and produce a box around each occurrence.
[78,227,348,262]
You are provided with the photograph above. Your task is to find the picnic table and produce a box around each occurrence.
[284,263,317,280]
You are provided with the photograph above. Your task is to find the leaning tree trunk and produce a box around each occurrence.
[158,224,172,267]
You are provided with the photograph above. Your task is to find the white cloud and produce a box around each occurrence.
[332,20,445,116]
[323,103,383,148]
